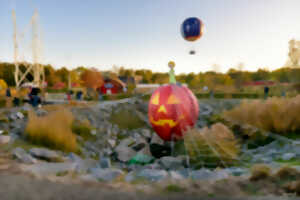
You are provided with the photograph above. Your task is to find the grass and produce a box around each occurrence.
[0,112,9,123]
[275,166,300,180]
[275,158,300,166]
[224,95,300,135]
[250,164,272,181]
[164,184,186,193]
[110,109,146,130]
[72,119,95,141]
[56,171,69,177]
[184,123,240,168]
[25,109,78,153]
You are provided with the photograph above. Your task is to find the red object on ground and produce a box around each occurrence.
[148,84,199,141]
[52,82,66,90]
[244,81,275,86]
[71,82,80,88]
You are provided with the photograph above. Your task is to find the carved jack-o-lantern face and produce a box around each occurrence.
[148,84,199,141]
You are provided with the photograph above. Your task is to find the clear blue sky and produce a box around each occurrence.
[1,0,300,73]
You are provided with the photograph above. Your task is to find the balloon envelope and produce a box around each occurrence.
[181,17,204,42]
[148,84,199,141]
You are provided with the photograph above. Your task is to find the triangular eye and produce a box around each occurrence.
[151,93,159,105]
[167,94,180,104]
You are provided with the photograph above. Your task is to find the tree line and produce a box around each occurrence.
[0,62,300,90]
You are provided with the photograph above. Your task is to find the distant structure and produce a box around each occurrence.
[287,39,300,67]
[12,9,44,89]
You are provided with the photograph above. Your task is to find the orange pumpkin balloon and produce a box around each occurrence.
[148,84,199,141]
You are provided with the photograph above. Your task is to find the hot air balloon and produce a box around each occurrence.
[148,84,199,141]
[181,17,204,54]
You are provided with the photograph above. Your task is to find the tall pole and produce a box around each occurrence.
[12,9,20,89]
[32,9,40,86]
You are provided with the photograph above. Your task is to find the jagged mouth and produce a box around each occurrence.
[149,115,184,128]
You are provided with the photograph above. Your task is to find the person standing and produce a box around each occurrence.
[5,88,12,108]
[264,86,269,99]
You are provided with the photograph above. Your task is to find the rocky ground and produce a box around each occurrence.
[0,98,300,199]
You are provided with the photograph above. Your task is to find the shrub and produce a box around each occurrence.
[184,123,240,168]
[195,93,260,99]
[275,166,300,180]
[25,109,78,152]
[110,109,146,130]
[72,119,95,141]
[250,164,272,181]
[224,95,300,134]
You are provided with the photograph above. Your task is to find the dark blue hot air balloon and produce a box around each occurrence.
[181,17,204,42]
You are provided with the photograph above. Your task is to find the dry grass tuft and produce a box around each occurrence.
[224,95,300,134]
[275,166,300,180]
[250,164,272,181]
[25,109,78,152]
[42,103,90,112]
[184,123,240,168]
[284,180,300,196]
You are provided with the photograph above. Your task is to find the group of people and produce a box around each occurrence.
[67,90,83,101]
[5,87,42,108]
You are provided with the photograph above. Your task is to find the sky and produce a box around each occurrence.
[0,0,300,73]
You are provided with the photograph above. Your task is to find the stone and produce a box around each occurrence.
[115,145,136,162]
[141,163,162,170]
[9,113,18,121]
[282,153,296,161]
[79,174,98,182]
[199,104,214,117]
[125,171,135,182]
[225,167,248,177]
[159,156,183,170]
[99,157,111,169]
[169,171,185,180]
[68,153,82,162]
[75,158,98,173]
[132,143,146,151]
[140,129,151,139]
[89,168,124,181]
[12,147,37,164]
[137,169,168,182]
[16,112,24,119]
[190,169,229,181]
[107,139,116,148]
[150,133,164,145]
[21,162,76,176]
[138,143,152,156]
[0,135,10,144]
[176,168,190,178]
[29,148,62,162]
[36,109,48,116]
[119,137,136,147]
[91,129,97,135]
[115,139,137,162]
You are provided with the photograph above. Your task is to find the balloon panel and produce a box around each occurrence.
[181,17,203,42]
